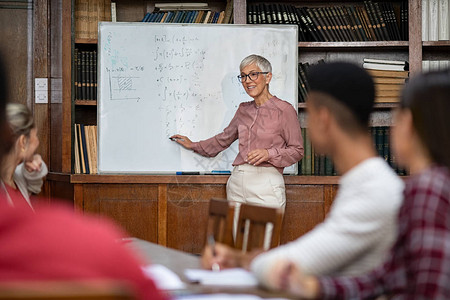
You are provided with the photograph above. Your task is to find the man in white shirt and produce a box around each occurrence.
[201,62,404,287]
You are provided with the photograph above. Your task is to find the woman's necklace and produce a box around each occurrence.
[1,180,14,206]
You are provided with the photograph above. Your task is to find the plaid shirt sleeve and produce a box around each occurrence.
[319,166,450,300]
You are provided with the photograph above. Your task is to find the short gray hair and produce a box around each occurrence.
[6,103,34,138]
[240,54,272,73]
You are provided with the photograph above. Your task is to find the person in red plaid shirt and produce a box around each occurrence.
[266,70,450,299]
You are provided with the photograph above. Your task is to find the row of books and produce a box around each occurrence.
[363,58,409,103]
[299,127,408,176]
[247,1,408,41]
[142,1,233,24]
[74,49,97,102]
[422,0,450,41]
[74,124,98,174]
[371,126,408,176]
[299,128,336,176]
[422,60,450,71]
[142,10,230,24]
[75,0,112,40]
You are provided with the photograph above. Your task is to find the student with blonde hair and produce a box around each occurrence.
[1,103,48,209]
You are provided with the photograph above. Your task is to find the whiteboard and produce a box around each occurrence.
[98,23,298,174]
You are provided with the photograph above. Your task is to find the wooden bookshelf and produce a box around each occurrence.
[75,38,98,44]
[298,41,409,49]
[298,103,399,109]
[44,0,448,252]
[75,100,97,106]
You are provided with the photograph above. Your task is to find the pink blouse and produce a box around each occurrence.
[191,96,304,173]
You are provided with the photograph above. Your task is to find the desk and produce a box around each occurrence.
[124,238,295,299]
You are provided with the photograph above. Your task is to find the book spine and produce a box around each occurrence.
[89,51,94,100]
[81,51,86,100]
[74,48,79,101]
[439,0,449,40]
[422,0,429,41]
[94,50,97,101]
[383,126,390,164]
[301,128,306,175]
[80,124,90,174]
[319,155,325,176]
[314,152,319,176]
[304,129,311,175]
[264,4,272,24]
[325,156,333,176]
[77,124,86,174]
[74,124,81,174]
[376,127,384,158]
[270,4,278,24]
[298,63,307,103]
[401,0,409,40]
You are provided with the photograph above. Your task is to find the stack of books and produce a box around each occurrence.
[142,1,233,24]
[363,58,409,103]
[247,0,408,42]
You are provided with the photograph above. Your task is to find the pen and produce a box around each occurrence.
[207,235,220,272]
[211,170,231,174]
[176,172,200,175]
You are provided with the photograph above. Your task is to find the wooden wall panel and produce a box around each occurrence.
[281,185,325,243]
[83,184,159,243]
[166,184,226,253]
[0,4,30,105]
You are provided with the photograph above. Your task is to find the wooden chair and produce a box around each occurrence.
[0,280,135,300]
[206,198,234,247]
[235,203,283,252]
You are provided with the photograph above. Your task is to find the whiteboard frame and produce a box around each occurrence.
[97,22,299,174]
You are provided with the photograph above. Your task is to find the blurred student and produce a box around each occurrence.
[202,63,404,281]
[0,56,167,300]
[270,70,450,299]
[1,103,48,209]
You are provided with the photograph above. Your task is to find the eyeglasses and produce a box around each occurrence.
[237,71,269,83]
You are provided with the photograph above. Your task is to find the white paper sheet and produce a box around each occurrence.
[184,268,258,287]
[142,264,186,290]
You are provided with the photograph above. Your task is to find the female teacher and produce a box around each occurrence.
[171,54,303,219]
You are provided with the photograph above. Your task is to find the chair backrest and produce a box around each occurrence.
[235,203,283,252]
[0,280,135,300]
[206,198,234,247]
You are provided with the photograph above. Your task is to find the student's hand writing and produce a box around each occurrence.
[247,149,269,166]
[201,243,240,270]
[265,259,320,299]
[24,154,43,173]
[170,134,193,149]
